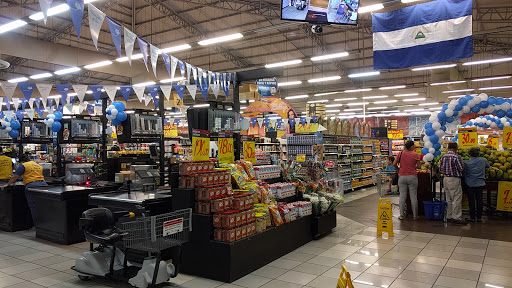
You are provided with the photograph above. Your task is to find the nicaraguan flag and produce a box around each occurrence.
[372,0,473,70]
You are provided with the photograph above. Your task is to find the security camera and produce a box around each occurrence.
[311,25,323,34]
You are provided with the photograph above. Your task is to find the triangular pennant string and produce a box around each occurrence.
[106,17,122,57]
[120,86,132,102]
[67,0,84,38]
[87,3,106,50]
[124,28,137,65]
[133,86,145,102]
[1,82,17,101]
[186,85,197,100]
[160,86,172,101]
[72,84,88,103]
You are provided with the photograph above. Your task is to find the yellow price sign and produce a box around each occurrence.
[503,127,512,148]
[387,129,403,139]
[294,123,319,133]
[173,93,184,107]
[296,154,306,162]
[192,129,210,161]
[458,131,478,148]
[497,181,512,212]
[243,141,256,164]
[218,132,234,163]
[487,135,499,149]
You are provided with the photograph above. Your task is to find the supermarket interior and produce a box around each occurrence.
[0,0,512,287]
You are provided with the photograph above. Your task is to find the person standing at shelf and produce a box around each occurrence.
[393,140,421,220]
[463,147,489,223]
[439,142,465,225]
[0,147,13,180]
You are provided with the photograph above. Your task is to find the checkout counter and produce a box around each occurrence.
[0,180,33,232]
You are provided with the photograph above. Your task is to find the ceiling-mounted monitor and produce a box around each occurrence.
[281,0,359,26]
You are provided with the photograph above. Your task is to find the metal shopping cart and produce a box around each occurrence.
[376,170,398,198]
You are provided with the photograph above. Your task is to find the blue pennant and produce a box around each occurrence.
[15,110,24,121]
[276,118,282,128]
[300,117,306,126]
[35,108,45,119]
[263,118,270,128]
[4,98,9,111]
[289,118,295,127]
[106,17,122,57]
[20,99,27,110]
[87,104,94,115]
[200,84,208,100]
[34,98,41,109]
[67,0,84,38]
[175,119,181,126]
[18,82,35,100]
[174,85,185,99]
[56,84,71,105]
[178,60,186,78]
[251,118,257,128]
[89,85,103,101]
[312,116,318,123]
[162,53,171,78]
[120,85,132,102]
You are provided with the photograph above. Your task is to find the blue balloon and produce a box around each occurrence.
[471,106,480,113]
[54,111,63,121]
[421,147,429,155]
[437,112,446,121]
[480,101,488,108]
[434,151,441,157]
[8,130,19,138]
[446,116,454,123]
[497,98,505,105]
[430,135,439,143]
[485,115,491,120]
[425,122,433,130]
[116,111,127,121]
[113,102,126,112]
[499,123,504,129]
[485,124,490,128]
[488,97,496,105]
[425,128,435,136]
[467,121,473,126]
[455,104,463,111]
[106,110,112,115]
[507,110,512,118]
[465,94,473,101]
[442,104,448,111]
[112,119,122,126]
[440,126,446,131]
[458,97,468,106]
[51,121,62,132]
[497,110,506,118]
[453,110,459,117]
[462,125,467,128]
[10,120,20,130]
[433,143,441,150]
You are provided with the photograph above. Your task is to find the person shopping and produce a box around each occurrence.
[393,140,420,220]
[464,147,489,222]
[0,147,13,180]
[384,156,397,195]
[439,142,465,225]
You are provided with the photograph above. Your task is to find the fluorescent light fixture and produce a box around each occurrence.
[429,107,443,110]
[249,100,255,103]
[159,44,191,54]
[479,86,512,91]
[338,112,356,115]
[198,33,243,46]
[325,104,343,107]
[348,71,380,78]
[308,76,341,83]
[382,110,400,113]
[347,102,370,106]
[392,112,409,116]
[133,81,156,87]
[54,67,81,75]
[8,77,28,83]
[358,3,384,13]
[175,115,186,118]
[419,102,439,106]
[404,108,424,112]
[402,0,421,3]
[345,88,372,93]
[314,92,339,97]
[86,90,93,94]
[326,110,340,113]
[471,76,511,82]
[334,98,357,101]
[375,100,398,104]
[29,3,69,20]
[285,94,308,100]
[160,77,185,83]
[227,107,233,111]
[84,60,113,69]
[68,92,77,96]
[193,104,210,108]
[367,107,387,110]
[412,111,432,115]
[485,284,504,288]
[0,20,27,34]
[442,89,475,93]
[447,95,465,98]
[48,95,61,99]
[311,52,349,61]
[344,108,363,111]
[403,97,427,101]
[30,72,53,79]
[307,100,329,103]
[362,95,388,99]
[430,80,466,86]
[116,54,144,62]
[463,57,512,66]
[240,106,247,110]
[379,85,406,90]
[394,93,419,97]
[411,64,456,71]
[265,60,302,68]
[279,81,302,87]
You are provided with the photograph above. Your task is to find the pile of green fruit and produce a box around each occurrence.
[475,146,511,181]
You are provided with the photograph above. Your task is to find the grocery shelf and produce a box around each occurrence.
[255,143,279,145]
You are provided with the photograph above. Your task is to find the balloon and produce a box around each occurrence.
[501,118,507,124]
[467,100,476,108]
[445,109,454,117]
[111,109,118,116]
[453,110,459,117]
[446,116,454,123]
[48,114,55,119]
[497,98,505,105]
[421,148,429,155]
[432,122,441,130]
[113,102,126,112]
[106,110,112,115]
[112,119,122,126]
[479,93,488,101]
[434,150,441,157]
[448,104,455,110]
[424,153,434,162]
[479,101,489,108]
[425,141,433,148]
[433,143,441,150]
[423,135,430,143]
[458,97,468,106]
[442,104,448,111]
[4,122,10,127]
[5,127,12,132]
[491,122,498,128]
[471,106,480,113]
[116,111,127,121]
[488,97,496,105]
[463,106,470,114]
[51,121,62,132]
[8,130,19,138]
[10,120,20,130]
[54,111,63,121]
[425,128,435,136]
[502,102,511,111]
[425,122,433,130]
[108,105,115,110]
[106,126,112,135]
[437,112,446,121]
[506,122,511,127]
[106,114,112,120]
[455,104,463,111]
[498,123,504,129]
[441,126,446,131]
[435,130,444,137]
[467,121,473,126]
[430,135,439,143]
[486,106,494,114]
[507,110,512,118]
[48,118,54,125]
[497,110,506,118]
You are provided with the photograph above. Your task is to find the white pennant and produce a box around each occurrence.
[170,56,178,80]
[216,72,220,85]
[72,84,88,103]
[12,98,20,111]
[55,96,60,107]
[208,71,212,85]
[65,103,73,113]
[28,98,35,109]
[133,86,145,102]
[0,98,3,112]
[144,94,152,106]
[104,86,117,102]
[1,82,17,101]
[79,103,86,114]
[36,83,52,109]
[38,0,53,24]
[150,44,159,77]
[306,117,311,124]
[88,4,106,50]
[160,86,172,101]
[192,66,198,82]
[186,63,192,82]
[4,111,13,121]
[26,109,35,120]
[257,118,263,127]
[124,28,137,65]
[212,83,220,99]
[197,68,203,87]
[186,85,197,100]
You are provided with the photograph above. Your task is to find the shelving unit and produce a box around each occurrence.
[391,139,405,156]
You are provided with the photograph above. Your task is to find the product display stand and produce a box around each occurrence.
[312,210,337,239]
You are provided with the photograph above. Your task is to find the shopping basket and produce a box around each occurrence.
[423,201,447,221]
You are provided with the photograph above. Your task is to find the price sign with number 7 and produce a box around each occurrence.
[503,127,512,149]
[498,181,512,211]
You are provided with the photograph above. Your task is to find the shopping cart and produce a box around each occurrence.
[376,170,398,198]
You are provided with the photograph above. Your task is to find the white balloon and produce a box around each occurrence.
[501,118,507,124]
[425,141,433,148]
[435,130,445,137]
[429,115,438,123]
[467,100,476,108]
[448,104,455,110]
[445,109,454,117]
[0,121,7,127]
[429,148,436,154]
[486,106,494,114]
[108,105,115,110]
[48,114,55,119]
[111,109,118,116]
[478,108,486,114]
[48,118,54,125]
[450,100,458,106]
[505,122,511,127]
[503,102,511,111]
[106,127,112,135]
[423,135,430,143]
[479,93,488,101]
[432,122,441,130]
[474,96,482,103]
[4,122,10,127]
[495,104,503,111]
[5,127,11,132]
[424,153,434,162]
[106,114,112,120]
[462,106,470,113]
[491,122,497,128]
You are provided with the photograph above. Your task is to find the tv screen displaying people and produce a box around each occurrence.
[281,0,359,25]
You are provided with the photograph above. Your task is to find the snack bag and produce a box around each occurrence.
[231,172,247,189]
[268,205,284,226]
[239,160,256,180]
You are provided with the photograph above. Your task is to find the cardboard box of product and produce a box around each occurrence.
[115,173,125,183]
[121,171,135,181]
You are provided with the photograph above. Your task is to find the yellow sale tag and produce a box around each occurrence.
[458,131,478,148]
[192,131,210,161]
[296,154,306,162]
[218,137,234,163]
[487,135,499,149]
[503,127,512,149]
[294,123,319,133]
[387,129,403,139]
[243,141,256,164]
[497,181,512,212]
[173,93,183,107]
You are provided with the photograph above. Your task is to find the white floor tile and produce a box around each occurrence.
[435,275,477,288]
[390,278,432,288]
[445,259,482,271]
[413,255,448,266]
[277,270,317,286]
[233,274,272,288]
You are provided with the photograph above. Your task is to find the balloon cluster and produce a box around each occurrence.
[1,118,21,138]
[461,115,512,130]
[105,101,127,126]
[422,93,512,162]
[44,111,63,132]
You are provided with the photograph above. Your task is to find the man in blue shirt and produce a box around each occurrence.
[464,147,490,222]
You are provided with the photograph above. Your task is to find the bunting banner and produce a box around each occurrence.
[212,83,220,99]
[251,118,257,128]
[133,86,145,102]
[106,17,122,57]
[222,77,230,97]
[73,84,88,103]
[147,85,160,99]
[153,95,159,110]
[174,85,185,100]
[89,85,103,101]
[216,72,221,85]
[175,119,181,126]
[150,44,159,77]
[162,53,171,78]
[186,63,192,82]
[88,3,106,50]
[200,83,208,100]
[137,37,149,71]
[35,98,41,109]
[57,104,64,113]
[211,73,217,86]
[35,108,45,119]
[69,95,77,104]
[87,104,94,115]
[36,83,52,108]
[197,67,203,87]
[300,117,306,126]
[15,110,24,120]
[178,60,186,78]
[160,85,172,101]
[276,118,282,129]
[21,99,27,110]
[219,73,224,89]
[38,0,53,24]
[47,98,53,109]
[202,70,209,90]
[306,117,311,124]
[1,82,17,101]
[186,85,197,100]
[65,103,73,113]
[56,84,71,105]
[26,109,35,120]
[312,116,318,123]
[18,82,35,100]
[263,118,270,128]
[208,71,213,85]
[144,94,152,106]
[104,85,117,102]
[170,56,178,80]
[29,98,35,109]
[289,118,295,128]
[55,96,60,108]
[124,28,137,65]
[12,98,19,111]
[67,0,84,38]
[192,66,198,82]
[257,118,263,127]
[78,103,86,114]
[4,111,13,121]
[120,85,132,102]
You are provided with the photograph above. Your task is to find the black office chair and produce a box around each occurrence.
[80,208,127,246]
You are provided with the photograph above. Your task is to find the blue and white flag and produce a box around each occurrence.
[174,85,185,100]
[18,83,35,101]
[106,17,122,57]
[56,84,71,105]
[372,0,472,70]
[162,53,172,78]
[137,37,149,71]
[120,85,132,102]
[89,85,103,101]
[67,0,84,38]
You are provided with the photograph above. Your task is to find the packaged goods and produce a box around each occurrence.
[214,229,223,241]
[222,210,237,229]
[239,160,256,179]
[247,209,255,223]
[232,172,247,188]
[211,198,225,213]
[255,213,266,233]
[249,222,256,235]
[179,162,196,175]
[213,214,222,229]
[232,194,246,211]
[186,177,195,189]
[223,229,236,242]
[235,227,242,240]
[278,204,291,223]
[240,211,247,225]
[241,225,247,238]
[235,163,250,181]
[179,177,187,188]
[268,205,284,226]
[195,202,211,214]
[235,212,242,227]
[195,174,209,186]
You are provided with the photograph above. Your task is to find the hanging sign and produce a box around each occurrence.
[218,131,234,164]
[387,129,403,139]
[192,129,210,162]
[458,127,477,149]
[295,122,319,133]
[497,181,512,212]
[173,93,183,108]
[296,154,306,162]
[487,135,499,149]
[256,78,278,96]
[164,124,178,138]
[242,136,256,164]
[503,126,512,149]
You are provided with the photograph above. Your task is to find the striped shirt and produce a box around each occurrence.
[439,151,463,177]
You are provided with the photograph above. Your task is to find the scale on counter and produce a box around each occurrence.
[130,165,159,192]
[66,167,95,185]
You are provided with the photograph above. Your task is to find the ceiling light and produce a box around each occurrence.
[240,106,247,110]
[133,81,156,87]
[84,60,113,69]
[265,60,302,68]
[308,76,341,83]
[379,85,406,90]
[430,80,466,86]
[160,77,185,83]
[471,76,511,82]
[382,110,400,113]
[479,86,512,91]
[68,92,77,96]
[394,93,419,97]
[198,33,243,46]
[419,102,439,106]
[314,92,339,97]
[48,95,61,99]
[447,95,465,98]
[325,104,343,107]
[249,100,255,103]
[345,88,372,93]
[86,90,93,94]
[412,111,432,115]
[403,97,426,101]
[29,3,69,20]
[307,100,329,103]
[311,52,349,61]
[334,98,357,101]
[402,0,421,3]
[367,107,387,110]
[116,54,144,62]
[54,67,81,75]
[326,110,340,113]
[279,81,302,87]
[404,108,424,112]
[344,108,363,111]
[429,107,443,110]
[362,95,388,99]
[347,102,369,106]
[227,107,233,111]
[159,44,192,54]
[193,104,210,108]
[392,112,409,116]
[0,20,27,34]
[285,94,308,100]
[348,71,380,78]
[463,57,512,66]
[374,100,398,104]
[358,4,384,13]
[442,89,474,93]
[411,64,457,71]
[8,77,28,83]
[339,112,356,115]
[30,72,53,79]
[485,284,505,288]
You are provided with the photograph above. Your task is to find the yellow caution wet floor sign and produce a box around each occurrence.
[336,265,354,288]
[377,198,394,237]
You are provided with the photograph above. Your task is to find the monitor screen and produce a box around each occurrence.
[281,0,359,25]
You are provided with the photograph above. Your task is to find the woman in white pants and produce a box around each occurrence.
[393,140,421,220]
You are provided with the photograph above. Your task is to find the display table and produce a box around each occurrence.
[0,181,33,232]
[88,190,173,215]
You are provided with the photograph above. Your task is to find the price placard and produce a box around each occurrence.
[192,129,210,161]
[218,132,234,163]
[295,123,319,133]
[503,127,512,148]
[487,135,499,149]
[387,129,403,139]
[458,129,478,149]
[498,181,512,212]
[296,154,306,162]
[243,140,256,164]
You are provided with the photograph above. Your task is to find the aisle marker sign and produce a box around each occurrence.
[387,129,403,139]
[377,198,394,237]
[487,135,499,150]
[243,137,256,164]
[192,129,210,161]
[503,127,512,149]
[497,181,512,212]
[458,127,477,149]
[218,132,234,163]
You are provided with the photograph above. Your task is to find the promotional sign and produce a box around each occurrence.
[503,126,512,149]
[296,154,306,162]
[218,132,234,164]
[192,129,210,162]
[173,93,184,107]
[487,135,499,149]
[242,97,296,119]
[387,129,403,139]
[164,124,178,138]
[295,123,319,134]
[497,181,512,212]
[458,127,478,149]
[255,78,278,96]
[242,136,256,164]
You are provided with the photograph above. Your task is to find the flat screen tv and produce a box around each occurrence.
[281,0,359,25]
